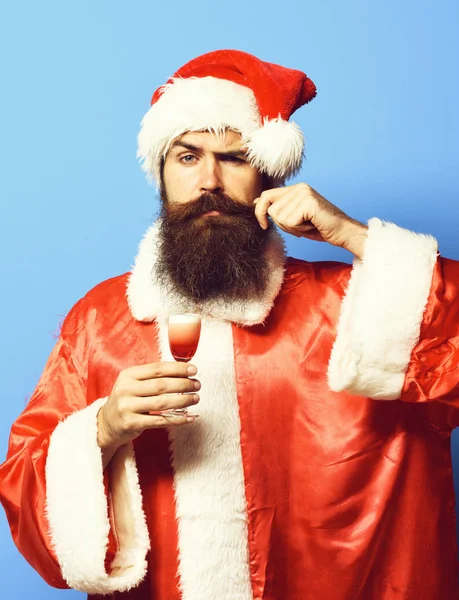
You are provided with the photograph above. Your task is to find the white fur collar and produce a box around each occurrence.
[126,221,287,325]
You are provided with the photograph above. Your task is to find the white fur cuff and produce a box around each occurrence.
[327,218,438,400]
[45,398,150,594]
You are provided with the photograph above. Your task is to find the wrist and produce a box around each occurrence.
[97,406,119,451]
[343,221,368,259]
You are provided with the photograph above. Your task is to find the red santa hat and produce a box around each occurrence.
[137,49,317,184]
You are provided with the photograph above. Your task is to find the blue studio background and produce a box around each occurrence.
[1,0,458,597]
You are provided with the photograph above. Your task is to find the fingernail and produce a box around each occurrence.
[194,381,201,390]
[187,365,197,375]
[192,394,200,403]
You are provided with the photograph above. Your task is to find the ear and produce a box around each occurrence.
[159,158,168,203]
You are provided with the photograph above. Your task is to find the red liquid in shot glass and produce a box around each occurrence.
[168,314,201,362]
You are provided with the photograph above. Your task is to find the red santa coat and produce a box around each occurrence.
[1,218,459,599]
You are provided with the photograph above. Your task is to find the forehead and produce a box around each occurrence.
[171,129,244,152]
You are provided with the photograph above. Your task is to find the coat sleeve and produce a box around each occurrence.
[328,218,459,420]
[0,300,150,594]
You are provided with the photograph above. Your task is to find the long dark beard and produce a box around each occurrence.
[156,190,271,303]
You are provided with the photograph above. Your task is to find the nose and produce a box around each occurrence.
[199,157,223,193]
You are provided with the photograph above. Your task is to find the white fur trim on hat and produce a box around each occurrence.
[327,218,438,400]
[137,76,305,184]
[137,77,260,184]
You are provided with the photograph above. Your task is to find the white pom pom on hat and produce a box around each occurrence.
[137,49,317,184]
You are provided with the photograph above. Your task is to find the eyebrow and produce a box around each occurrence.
[170,140,247,159]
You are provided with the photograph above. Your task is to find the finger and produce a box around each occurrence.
[125,362,198,381]
[137,412,198,430]
[133,392,200,413]
[294,222,316,232]
[133,377,201,396]
[253,189,285,230]
[269,197,312,237]
[275,223,304,238]
[253,187,285,205]
[276,218,324,241]
[254,196,272,230]
[301,230,326,242]
[266,191,302,223]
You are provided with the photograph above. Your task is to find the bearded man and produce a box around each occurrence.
[1,50,459,600]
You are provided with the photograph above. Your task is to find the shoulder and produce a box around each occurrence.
[283,256,352,292]
[269,257,353,324]
[59,273,131,339]
[82,272,130,307]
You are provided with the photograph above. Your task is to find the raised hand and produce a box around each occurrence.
[254,183,368,259]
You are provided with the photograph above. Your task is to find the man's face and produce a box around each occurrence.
[162,130,265,207]
[156,130,273,304]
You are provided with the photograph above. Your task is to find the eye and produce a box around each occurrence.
[180,154,197,164]
[223,155,245,164]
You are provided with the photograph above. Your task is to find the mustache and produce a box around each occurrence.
[162,192,257,223]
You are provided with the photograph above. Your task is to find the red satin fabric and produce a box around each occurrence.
[1,257,459,599]
[402,257,459,421]
[0,277,182,599]
[234,257,459,599]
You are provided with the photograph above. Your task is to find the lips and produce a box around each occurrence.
[201,210,222,217]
